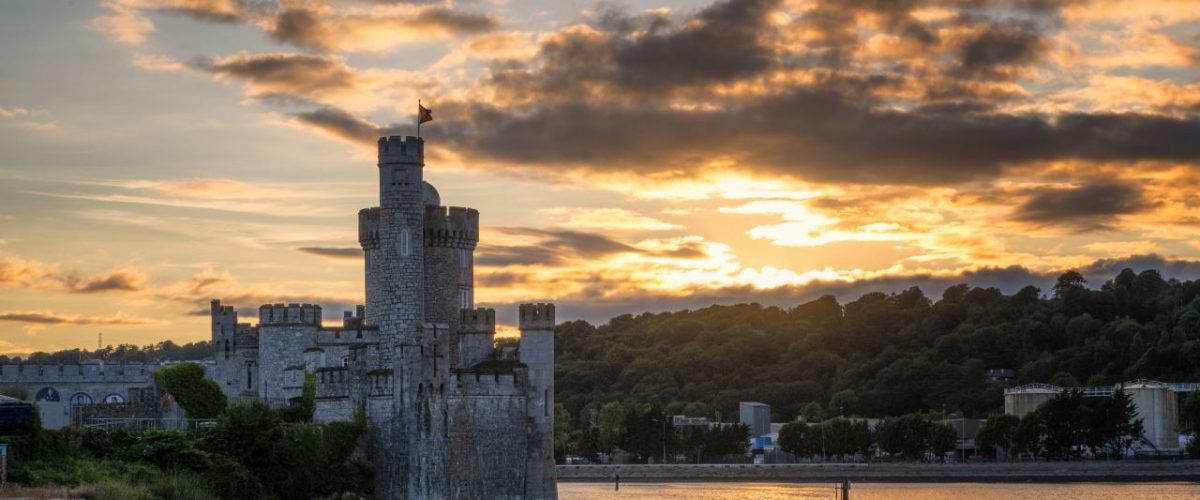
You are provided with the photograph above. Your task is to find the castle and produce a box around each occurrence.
[210,136,558,499]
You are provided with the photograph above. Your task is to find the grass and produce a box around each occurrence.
[4,458,216,500]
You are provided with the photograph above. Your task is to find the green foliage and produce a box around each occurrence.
[876,414,956,461]
[596,402,625,454]
[0,340,212,365]
[555,268,1200,421]
[155,363,227,419]
[121,430,212,471]
[1013,389,1145,460]
[975,414,1019,458]
[554,403,571,463]
[777,421,813,458]
[278,371,316,423]
[203,401,368,498]
[1180,392,1200,436]
[681,423,749,462]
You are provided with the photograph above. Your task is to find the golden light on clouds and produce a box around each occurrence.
[1,0,1199,352]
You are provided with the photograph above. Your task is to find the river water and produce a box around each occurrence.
[559,482,1200,499]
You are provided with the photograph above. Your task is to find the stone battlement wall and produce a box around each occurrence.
[359,207,380,250]
[451,369,525,397]
[378,135,423,165]
[424,206,479,249]
[258,303,323,326]
[519,303,555,330]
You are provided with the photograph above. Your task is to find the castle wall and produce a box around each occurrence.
[257,323,320,404]
[447,369,529,500]
[519,303,558,500]
[0,361,164,405]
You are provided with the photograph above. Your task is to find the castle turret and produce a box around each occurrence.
[457,308,495,368]
[365,135,426,335]
[519,303,558,500]
[424,202,480,368]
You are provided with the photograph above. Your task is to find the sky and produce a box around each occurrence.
[1,0,1199,354]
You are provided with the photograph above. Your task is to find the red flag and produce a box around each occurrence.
[419,104,433,124]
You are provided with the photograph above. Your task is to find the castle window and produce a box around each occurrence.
[224,340,230,360]
[398,228,412,257]
[459,288,470,309]
[247,364,253,390]
[392,167,408,186]
[544,389,549,417]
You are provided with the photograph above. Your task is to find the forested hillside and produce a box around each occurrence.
[554,269,1200,422]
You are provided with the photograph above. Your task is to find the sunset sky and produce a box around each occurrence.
[2,0,1199,353]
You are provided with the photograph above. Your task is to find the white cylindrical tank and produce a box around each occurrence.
[1124,380,1179,451]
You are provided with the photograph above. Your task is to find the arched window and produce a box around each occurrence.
[35,387,60,402]
[103,393,125,404]
[70,393,93,406]
[399,228,412,256]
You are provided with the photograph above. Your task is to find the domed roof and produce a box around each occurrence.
[422,181,441,207]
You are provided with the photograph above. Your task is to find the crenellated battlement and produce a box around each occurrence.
[258,303,323,326]
[315,366,350,399]
[458,308,495,334]
[450,368,524,397]
[378,135,424,165]
[424,205,479,248]
[518,303,555,331]
[358,207,380,250]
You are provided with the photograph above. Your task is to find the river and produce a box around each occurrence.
[559,482,1200,499]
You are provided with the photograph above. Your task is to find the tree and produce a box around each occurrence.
[876,414,928,459]
[1088,389,1144,458]
[596,402,625,454]
[778,421,814,458]
[928,423,957,461]
[554,403,572,463]
[155,362,227,418]
[975,414,1019,459]
[1038,390,1087,460]
[1012,412,1045,459]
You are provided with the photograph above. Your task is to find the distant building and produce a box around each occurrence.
[739,401,770,437]
[985,369,1016,382]
[671,415,712,436]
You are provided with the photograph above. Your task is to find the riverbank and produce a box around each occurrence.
[557,461,1200,483]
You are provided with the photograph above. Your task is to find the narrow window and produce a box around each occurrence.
[544,389,550,417]
[247,365,253,390]
[399,228,412,256]
[224,339,230,360]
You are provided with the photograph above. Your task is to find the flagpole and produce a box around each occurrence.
[417,99,421,139]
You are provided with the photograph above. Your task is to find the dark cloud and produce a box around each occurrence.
[611,0,778,91]
[70,271,145,293]
[958,20,1047,79]
[0,311,156,325]
[293,106,398,145]
[477,271,529,287]
[1013,181,1156,229]
[297,247,362,260]
[433,94,1200,184]
[268,6,495,52]
[476,227,641,267]
[413,7,497,33]
[191,53,356,95]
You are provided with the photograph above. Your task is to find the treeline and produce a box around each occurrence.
[1,340,212,364]
[2,363,368,498]
[555,268,1200,423]
[557,402,749,464]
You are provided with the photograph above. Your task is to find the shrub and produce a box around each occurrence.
[155,363,227,419]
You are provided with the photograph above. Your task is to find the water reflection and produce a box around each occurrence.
[559,482,1200,500]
